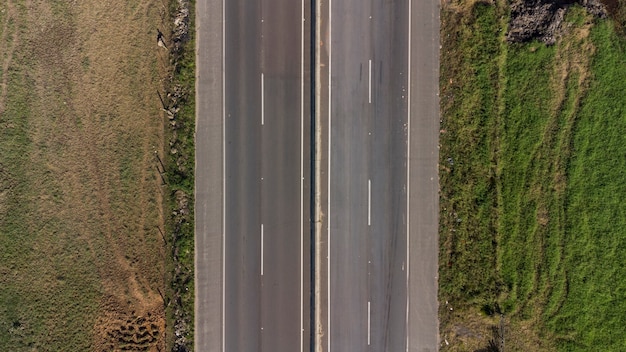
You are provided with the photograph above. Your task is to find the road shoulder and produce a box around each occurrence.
[195,0,224,350]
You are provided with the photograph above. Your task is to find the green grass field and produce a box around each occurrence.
[439,2,626,350]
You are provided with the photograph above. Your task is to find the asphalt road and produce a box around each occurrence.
[223,1,311,351]
[317,0,440,351]
[196,0,311,351]
[196,0,438,350]
[256,1,311,351]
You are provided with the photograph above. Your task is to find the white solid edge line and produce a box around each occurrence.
[300,0,305,350]
[221,0,226,350]
[261,224,264,276]
[368,301,371,346]
[327,0,333,350]
[368,59,372,104]
[406,0,412,351]
[261,73,265,125]
[368,179,371,226]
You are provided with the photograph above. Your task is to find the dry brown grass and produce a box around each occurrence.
[0,0,18,115]
[0,0,169,350]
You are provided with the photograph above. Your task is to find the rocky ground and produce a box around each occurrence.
[507,0,608,44]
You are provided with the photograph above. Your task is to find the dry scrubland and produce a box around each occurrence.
[0,0,169,350]
[439,0,626,351]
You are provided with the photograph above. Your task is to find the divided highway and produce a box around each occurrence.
[196,0,438,351]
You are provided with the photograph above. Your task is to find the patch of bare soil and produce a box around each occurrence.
[94,296,165,352]
[0,1,18,115]
[507,0,607,44]
[14,0,168,349]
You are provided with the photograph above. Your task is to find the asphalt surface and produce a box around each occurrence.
[195,0,223,350]
[196,0,438,350]
[406,0,440,349]
[256,1,311,351]
[317,0,440,351]
[222,1,263,350]
[196,1,311,351]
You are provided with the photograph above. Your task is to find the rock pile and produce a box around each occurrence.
[164,1,192,351]
[507,0,608,45]
[171,0,190,55]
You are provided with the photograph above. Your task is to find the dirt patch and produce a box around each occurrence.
[507,0,607,44]
[439,303,498,351]
[94,296,165,352]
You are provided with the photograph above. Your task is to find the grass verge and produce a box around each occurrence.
[439,1,626,350]
[162,0,195,350]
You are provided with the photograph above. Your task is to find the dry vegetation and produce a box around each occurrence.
[0,0,170,350]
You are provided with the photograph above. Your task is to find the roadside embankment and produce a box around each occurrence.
[439,0,626,350]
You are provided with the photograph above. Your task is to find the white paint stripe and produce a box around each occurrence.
[221,0,226,351]
[314,1,323,350]
[261,224,264,276]
[368,301,371,346]
[368,59,372,104]
[327,0,333,350]
[300,0,305,350]
[368,179,371,226]
[406,1,412,352]
[261,73,265,125]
